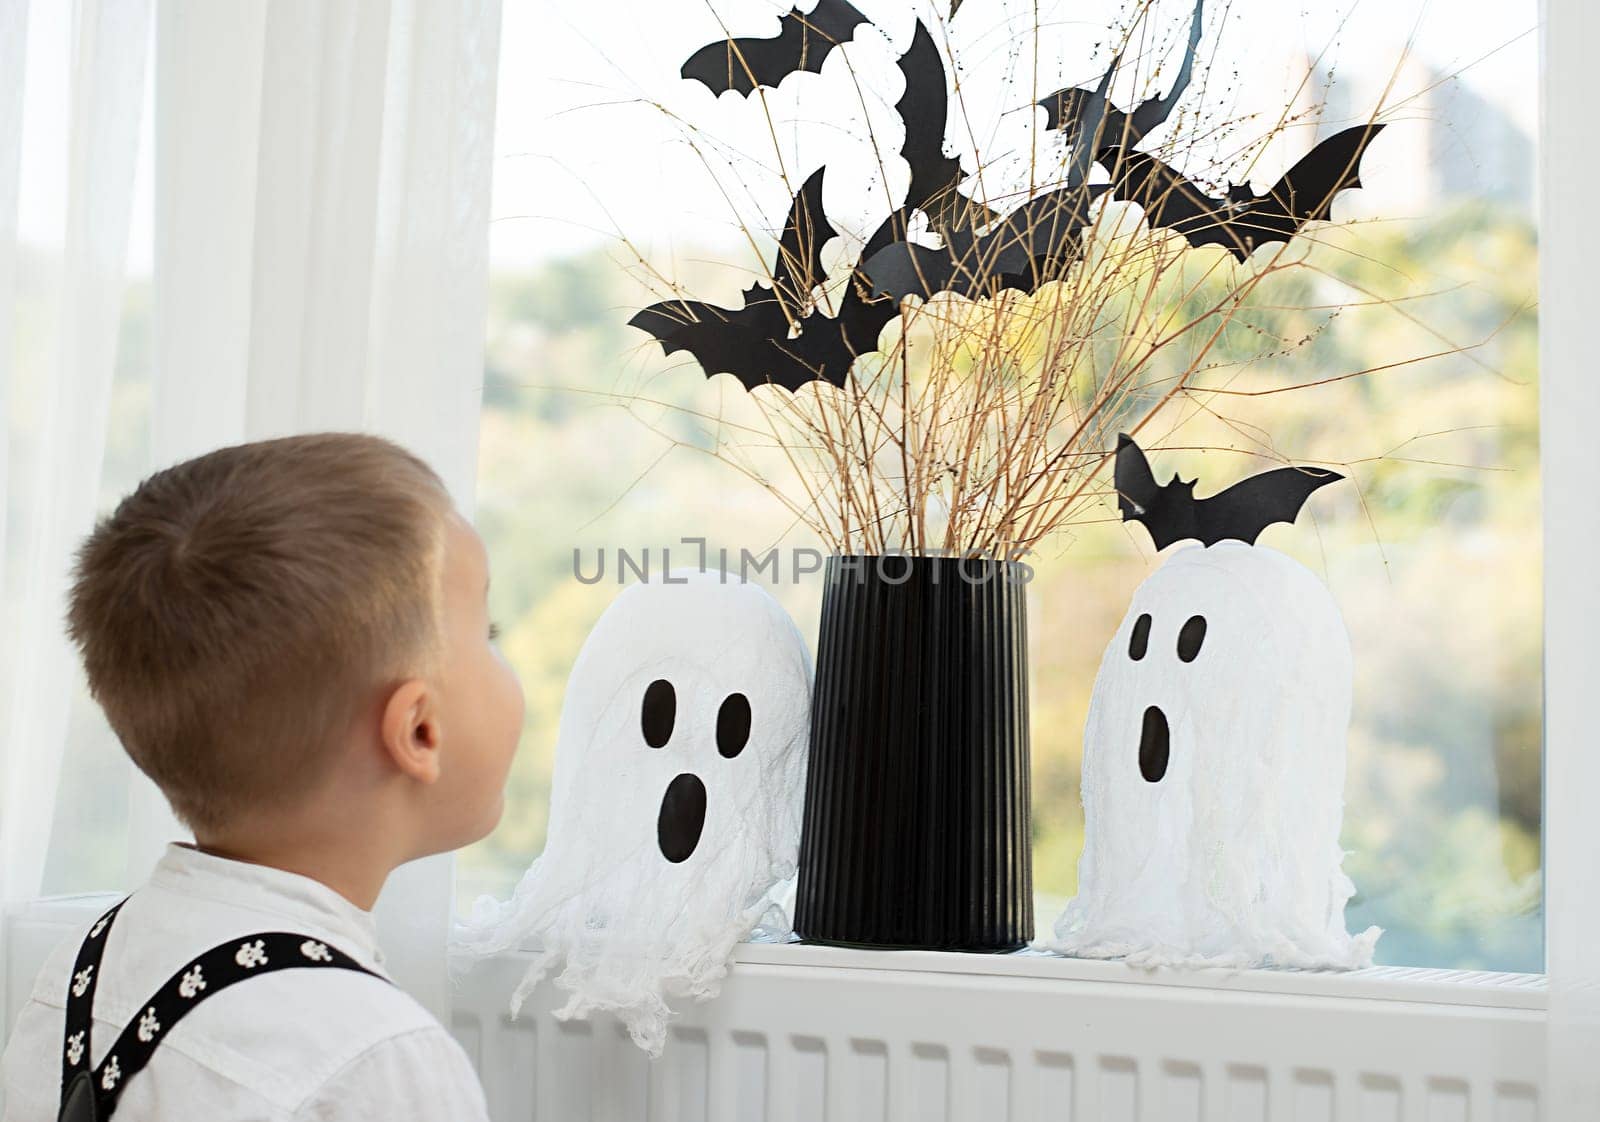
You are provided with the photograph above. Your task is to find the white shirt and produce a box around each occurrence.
[0,844,490,1121]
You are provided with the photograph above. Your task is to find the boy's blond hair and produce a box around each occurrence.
[66,432,454,833]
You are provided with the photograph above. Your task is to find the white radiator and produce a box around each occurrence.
[4,902,1548,1121]
[452,945,1547,1122]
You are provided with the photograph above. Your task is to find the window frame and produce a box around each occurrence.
[3,0,1584,1097]
[1537,0,1597,1107]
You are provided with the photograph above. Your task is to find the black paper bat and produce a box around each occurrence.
[897,22,998,232]
[1038,0,1205,155]
[1106,124,1386,261]
[1033,3,1384,260]
[628,168,897,391]
[681,0,869,95]
[858,20,998,264]
[898,21,964,219]
[859,180,1107,300]
[1114,432,1341,549]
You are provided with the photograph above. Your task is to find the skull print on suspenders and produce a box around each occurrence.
[57,900,388,1121]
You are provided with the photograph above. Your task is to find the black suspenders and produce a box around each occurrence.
[58,899,387,1121]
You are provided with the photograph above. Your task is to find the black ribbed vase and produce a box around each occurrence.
[795,554,1032,951]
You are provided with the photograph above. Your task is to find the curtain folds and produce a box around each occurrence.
[2,0,503,1028]
[1,0,154,1036]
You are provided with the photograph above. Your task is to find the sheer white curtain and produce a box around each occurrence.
[1,0,502,1025]
[0,0,154,1032]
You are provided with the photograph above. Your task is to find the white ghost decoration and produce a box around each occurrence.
[453,572,812,1054]
[1046,542,1381,968]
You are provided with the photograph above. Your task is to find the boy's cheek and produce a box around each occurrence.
[508,666,527,728]
[476,787,508,840]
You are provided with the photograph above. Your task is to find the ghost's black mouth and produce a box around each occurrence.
[657,772,707,862]
[1139,705,1170,783]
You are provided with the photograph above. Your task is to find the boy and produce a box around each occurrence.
[1,433,524,1120]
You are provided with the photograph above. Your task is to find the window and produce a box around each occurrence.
[465,0,1540,972]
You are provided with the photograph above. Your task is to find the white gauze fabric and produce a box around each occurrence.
[1045,542,1381,969]
[452,572,811,1055]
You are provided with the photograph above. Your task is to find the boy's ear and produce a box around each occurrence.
[379,678,442,784]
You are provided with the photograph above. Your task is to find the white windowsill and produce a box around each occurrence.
[8,893,1545,1024]
[730,942,1546,1012]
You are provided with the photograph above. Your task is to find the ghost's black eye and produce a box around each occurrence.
[717,693,751,758]
[1128,613,1152,660]
[641,679,675,747]
[1177,616,1207,662]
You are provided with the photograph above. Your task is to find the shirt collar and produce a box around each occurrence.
[148,843,386,968]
